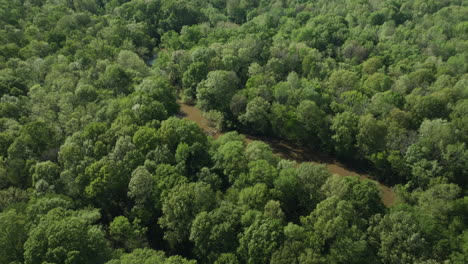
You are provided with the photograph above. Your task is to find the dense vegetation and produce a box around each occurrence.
[0,0,467,263]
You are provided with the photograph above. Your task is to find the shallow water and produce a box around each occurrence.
[179,103,395,207]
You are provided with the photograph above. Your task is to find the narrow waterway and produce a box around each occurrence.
[179,103,395,207]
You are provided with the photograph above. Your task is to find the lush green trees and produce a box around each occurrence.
[0,209,27,263]
[0,0,466,263]
[158,182,216,250]
[212,133,248,183]
[196,70,240,112]
[368,210,428,264]
[330,111,359,157]
[106,248,195,264]
[237,216,283,264]
[24,208,111,264]
[109,216,147,251]
[301,196,369,263]
[190,202,241,262]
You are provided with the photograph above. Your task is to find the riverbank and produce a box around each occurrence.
[179,102,396,207]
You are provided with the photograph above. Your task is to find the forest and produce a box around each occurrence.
[0,0,467,263]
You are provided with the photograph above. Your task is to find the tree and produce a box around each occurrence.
[301,196,369,263]
[135,76,179,115]
[157,117,208,152]
[109,216,148,251]
[450,231,468,264]
[75,84,98,102]
[196,70,240,112]
[105,248,196,264]
[356,114,387,156]
[203,110,225,132]
[98,64,133,95]
[415,119,456,159]
[24,208,111,264]
[127,166,156,223]
[9,120,58,159]
[158,0,205,33]
[132,126,159,154]
[442,143,468,187]
[238,183,271,210]
[416,183,461,221]
[237,217,283,264]
[331,90,369,115]
[270,223,306,264]
[31,161,61,193]
[327,69,359,96]
[117,50,150,78]
[196,167,222,190]
[244,141,278,167]
[270,103,301,141]
[273,167,300,219]
[330,111,359,157]
[368,91,404,117]
[0,186,29,211]
[450,99,468,143]
[214,253,239,264]
[362,57,384,75]
[152,164,188,209]
[159,182,216,250]
[72,0,100,13]
[212,139,248,183]
[182,61,209,101]
[296,100,328,145]
[236,159,278,188]
[368,210,428,264]
[239,97,271,134]
[25,195,74,224]
[106,248,166,264]
[404,119,457,186]
[295,163,331,214]
[190,202,241,262]
[81,158,134,218]
[0,209,28,264]
[362,73,393,95]
[132,98,168,125]
[322,176,384,219]
[230,93,248,118]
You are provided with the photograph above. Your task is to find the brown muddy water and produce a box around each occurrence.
[179,103,395,207]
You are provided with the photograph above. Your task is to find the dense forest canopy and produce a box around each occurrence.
[0,0,467,263]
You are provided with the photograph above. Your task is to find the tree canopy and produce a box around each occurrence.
[0,0,466,263]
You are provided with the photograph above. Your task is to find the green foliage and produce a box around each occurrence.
[106,248,195,264]
[98,64,133,95]
[244,141,278,166]
[322,176,385,219]
[238,183,271,210]
[109,216,147,251]
[0,209,28,263]
[237,216,284,264]
[301,196,369,263]
[159,182,216,250]
[190,202,241,262]
[238,97,270,134]
[203,110,224,132]
[158,117,208,152]
[31,161,61,193]
[331,111,359,157]
[213,138,248,182]
[0,0,466,263]
[196,70,240,112]
[368,210,428,264]
[24,207,111,264]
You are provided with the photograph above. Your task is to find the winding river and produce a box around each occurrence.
[178,103,396,207]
